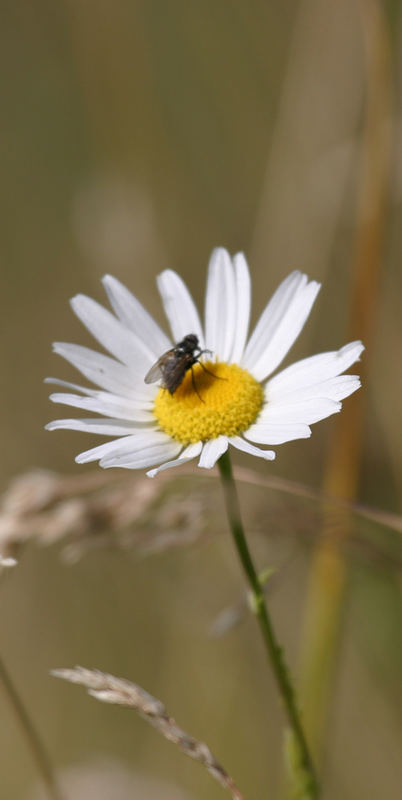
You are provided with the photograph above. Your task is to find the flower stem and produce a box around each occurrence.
[217,451,319,799]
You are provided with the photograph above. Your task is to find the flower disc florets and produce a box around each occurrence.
[154,362,264,444]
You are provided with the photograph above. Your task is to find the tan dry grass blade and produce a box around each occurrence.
[52,666,244,800]
[232,467,402,534]
[1,467,401,566]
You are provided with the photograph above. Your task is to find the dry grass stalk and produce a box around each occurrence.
[0,469,208,562]
[0,466,399,567]
[0,655,64,800]
[233,466,402,535]
[52,666,244,800]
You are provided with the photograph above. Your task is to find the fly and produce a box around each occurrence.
[144,333,219,400]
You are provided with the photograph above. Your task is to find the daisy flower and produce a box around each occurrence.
[46,248,363,477]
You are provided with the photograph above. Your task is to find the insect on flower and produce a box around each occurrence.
[46,248,364,476]
[144,333,217,400]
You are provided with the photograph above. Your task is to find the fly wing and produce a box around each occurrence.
[144,350,177,385]
[144,357,165,384]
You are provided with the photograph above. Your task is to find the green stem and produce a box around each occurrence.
[0,654,64,800]
[218,451,319,799]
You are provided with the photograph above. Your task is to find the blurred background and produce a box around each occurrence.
[0,1,401,798]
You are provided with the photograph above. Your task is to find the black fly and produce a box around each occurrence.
[144,334,217,400]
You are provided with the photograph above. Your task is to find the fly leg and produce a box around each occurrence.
[198,362,227,381]
[190,366,205,403]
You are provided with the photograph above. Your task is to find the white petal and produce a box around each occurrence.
[46,418,150,436]
[49,391,154,422]
[45,377,99,397]
[267,341,364,395]
[258,398,341,425]
[76,435,140,464]
[198,436,228,469]
[204,248,237,361]
[102,275,171,356]
[252,281,321,381]
[101,439,182,470]
[157,270,204,347]
[147,442,203,477]
[230,252,251,364]
[243,271,306,366]
[266,375,361,404]
[75,431,173,465]
[71,294,155,371]
[242,273,321,381]
[52,343,154,400]
[229,436,276,461]
[245,423,311,445]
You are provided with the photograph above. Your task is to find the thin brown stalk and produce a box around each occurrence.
[0,655,64,800]
[231,467,402,535]
[52,666,244,800]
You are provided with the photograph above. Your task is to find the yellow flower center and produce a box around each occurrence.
[153,361,264,444]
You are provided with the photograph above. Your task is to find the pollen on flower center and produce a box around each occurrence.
[153,361,264,444]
